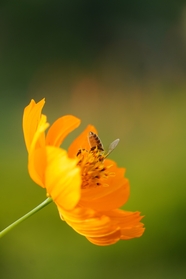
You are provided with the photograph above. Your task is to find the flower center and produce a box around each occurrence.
[76,147,112,189]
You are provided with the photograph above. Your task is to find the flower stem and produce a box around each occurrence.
[0,197,53,238]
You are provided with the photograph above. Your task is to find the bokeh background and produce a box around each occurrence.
[1,1,186,278]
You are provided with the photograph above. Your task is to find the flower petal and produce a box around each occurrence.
[87,210,145,245]
[68,125,97,158]
[46,115,80,147]
[45,146,81,210]
[80,159,130,211]
[58,206,144,246]
[86,230,121,246]
[58,206,119,238]
[28,147,46,187]
[23,99,46,152]
[28,114,49,187]
[105,209,145,240]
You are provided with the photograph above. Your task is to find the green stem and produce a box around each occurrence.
[0,197,53,238]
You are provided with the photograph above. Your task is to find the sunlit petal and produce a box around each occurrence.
[86,230,121,246]
[45,146,81,210]
[28,114,49,188]
[46,115,80,147]
[23,99,46,152]
[80,160,130,211]
[106,209,145,240]
[59,205,144,246]
[28,147,46,187]
[59,206,118,237]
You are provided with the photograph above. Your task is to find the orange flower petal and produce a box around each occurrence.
[85,210,144,246]
[80,179,129,211]
[28,147,46,187]
[68,125,97,158]
[46,115,80,147]
[59,206,144,246]
[23,99,46,152]
[28,114,49,187]
[59,206,118,237]
[86,230,121,246]
[80,159,130,211]
[105,209,145,240]
[45,146,81,210]
[29,114,49,154]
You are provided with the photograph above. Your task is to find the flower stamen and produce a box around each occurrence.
[76,147,113,189]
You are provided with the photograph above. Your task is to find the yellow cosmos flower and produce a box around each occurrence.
[23,99,145,246]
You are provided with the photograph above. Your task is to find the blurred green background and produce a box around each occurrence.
[1,1,186,278]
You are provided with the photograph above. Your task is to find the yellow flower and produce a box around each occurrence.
[23,99,145,245]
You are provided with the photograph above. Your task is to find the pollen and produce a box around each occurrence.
[76,147,113,189]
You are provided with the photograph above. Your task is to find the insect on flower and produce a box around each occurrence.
[76,131,119,161]
[75,131,120,188]
[88,131,120,160]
